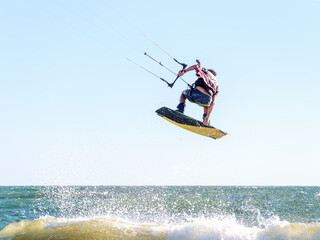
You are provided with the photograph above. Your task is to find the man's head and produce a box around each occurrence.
[208,69,217,76]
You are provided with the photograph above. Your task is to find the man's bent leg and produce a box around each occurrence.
[176,90,187,113]
[179,90,187,104]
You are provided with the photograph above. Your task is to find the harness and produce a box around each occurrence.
[196,64,219,95]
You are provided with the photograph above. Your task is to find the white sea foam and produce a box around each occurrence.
[1,215,320,240]
[163,217,260,240]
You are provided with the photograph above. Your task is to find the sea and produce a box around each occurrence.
[0,186,319,240]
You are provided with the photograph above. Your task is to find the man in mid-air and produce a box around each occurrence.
[176,60,219,126]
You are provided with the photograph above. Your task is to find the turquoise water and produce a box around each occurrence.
[0,186,319,239]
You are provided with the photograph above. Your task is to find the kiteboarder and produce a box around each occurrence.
[176,61,219,126]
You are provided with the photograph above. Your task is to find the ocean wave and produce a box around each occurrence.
[0,215,320,240]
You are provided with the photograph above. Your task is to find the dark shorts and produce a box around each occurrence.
[184,88,212,106]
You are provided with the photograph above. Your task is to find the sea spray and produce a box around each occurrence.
[1,186,320,239]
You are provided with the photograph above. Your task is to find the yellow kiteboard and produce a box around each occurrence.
[156,107,227,139]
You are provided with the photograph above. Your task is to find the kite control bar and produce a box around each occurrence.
[144,52,190,88]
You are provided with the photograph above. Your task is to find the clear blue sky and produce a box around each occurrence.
[0,0,319,186]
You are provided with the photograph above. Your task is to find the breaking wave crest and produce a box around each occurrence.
[1,215,320,240]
